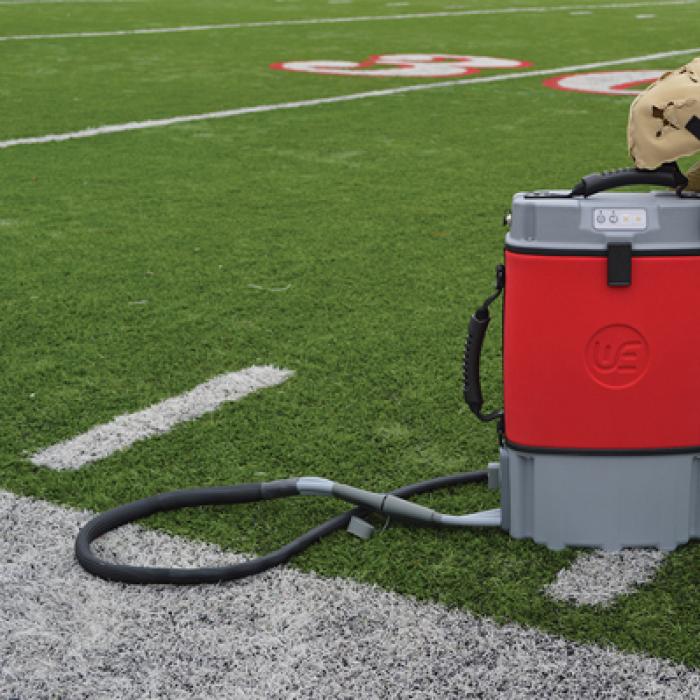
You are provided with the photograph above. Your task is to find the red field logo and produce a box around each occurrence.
[271,54,530,78]
[544,70,665,95]
[585,325,650,388]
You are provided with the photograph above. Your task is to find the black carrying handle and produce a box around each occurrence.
[463,264,504,423]
[570,161,688,197]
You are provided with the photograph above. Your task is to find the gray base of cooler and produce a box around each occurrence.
[497,446,700,551]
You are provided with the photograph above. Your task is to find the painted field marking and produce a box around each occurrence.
[544,549,666,606]
[3,490,700,697]
[0,0,140,4]
[271,53,530,78]
[545,69,664,94]
[2,47,699,150]
[0,0,694,43]
[30,366,293,470]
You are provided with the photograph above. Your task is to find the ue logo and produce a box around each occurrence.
[585,325,650,389]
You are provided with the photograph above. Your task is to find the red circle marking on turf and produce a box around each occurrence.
[543,70,665,96]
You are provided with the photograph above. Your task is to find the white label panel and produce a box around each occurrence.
[593,208,647,230]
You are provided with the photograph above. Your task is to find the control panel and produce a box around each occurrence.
[593,208,647,231]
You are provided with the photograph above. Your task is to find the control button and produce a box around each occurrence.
[609,212,619,224]
[596,213,606,224]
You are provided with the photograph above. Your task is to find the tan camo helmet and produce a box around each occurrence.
[628,58,700,171]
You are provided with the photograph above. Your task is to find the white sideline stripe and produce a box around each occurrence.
[2,490,700,698]
[30,366,293,470]
[2,47,699,150]
[0,0,140,5]
[544,549,667,606]
[0,0,694,42]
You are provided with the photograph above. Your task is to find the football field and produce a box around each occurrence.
[2,0,700,695]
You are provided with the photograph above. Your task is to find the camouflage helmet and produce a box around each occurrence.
[628,58,700,170]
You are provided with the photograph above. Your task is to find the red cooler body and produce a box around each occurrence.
[504,251,700,451]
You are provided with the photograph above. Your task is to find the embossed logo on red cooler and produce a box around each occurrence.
[585,325,650,388]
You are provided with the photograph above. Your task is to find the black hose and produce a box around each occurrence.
[75,470,488,585]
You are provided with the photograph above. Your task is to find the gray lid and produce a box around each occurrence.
[507,190,700,253]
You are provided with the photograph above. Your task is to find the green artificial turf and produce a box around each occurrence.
[1,0,699,668]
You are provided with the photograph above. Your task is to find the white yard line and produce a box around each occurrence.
[544,549,667,606]
[0,0,694,42]
[2,47,699,150]
[2,489,699,697]
[30,366,293,470]
[0,0,140,4]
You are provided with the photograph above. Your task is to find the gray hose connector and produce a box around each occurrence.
[295,477,501,528]
[438,509,502,527]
